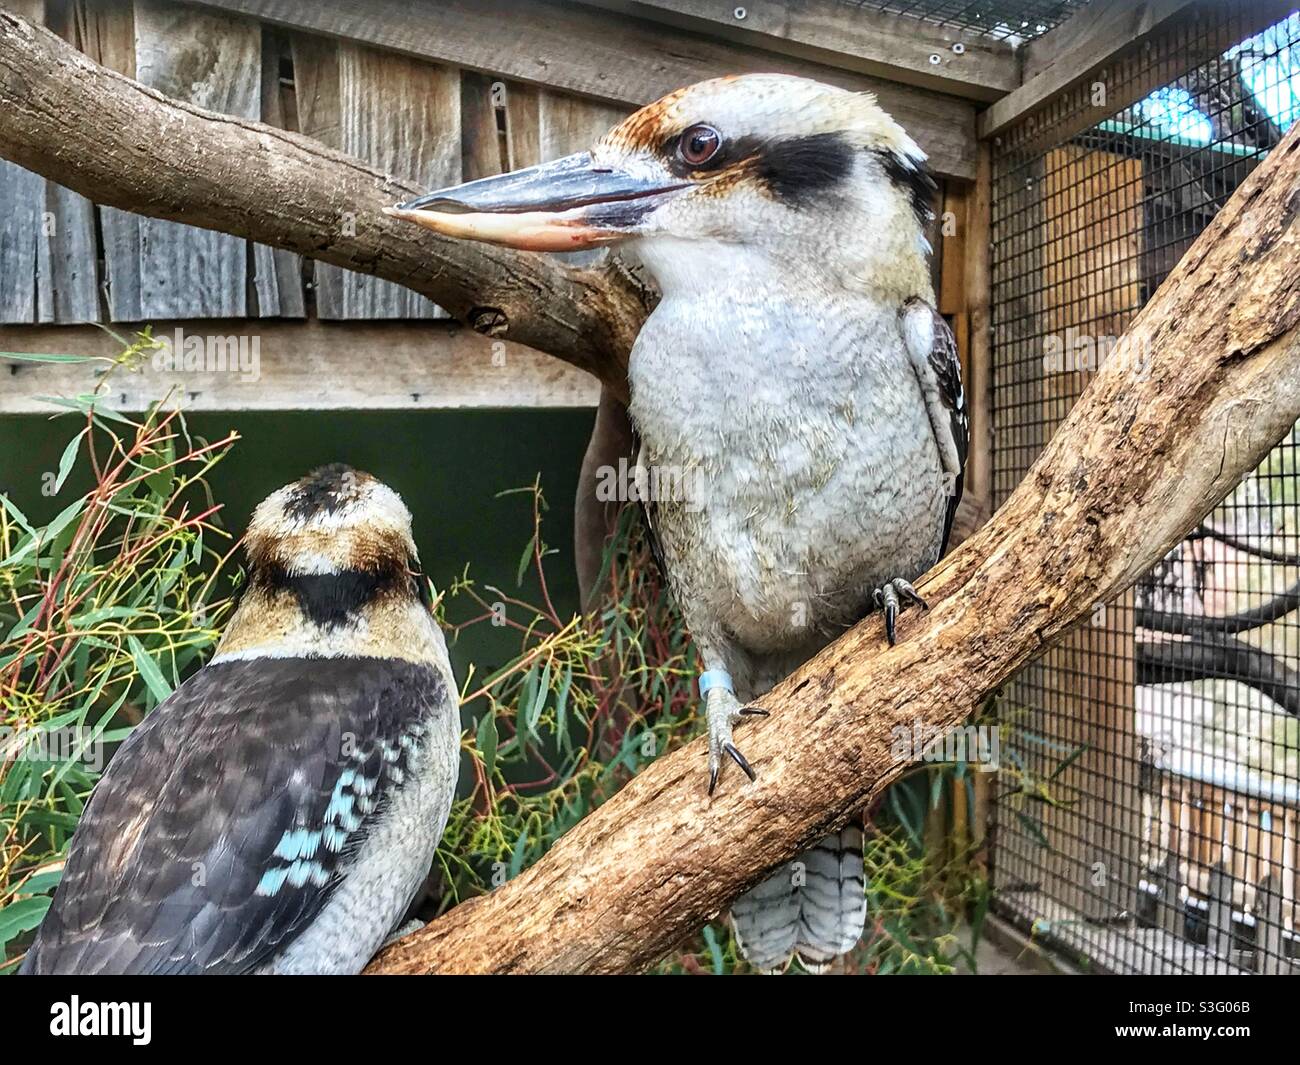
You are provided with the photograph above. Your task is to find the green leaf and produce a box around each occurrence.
[126,635,173,705]
[0,492,35,537]
[508,829,529,878]
[53,427,88,496]
[35,394,135,425]
[14,869,62,897]
[476,709,498,779]
[0,897,51,951]
[516,534,535,587]
[0,499,84,572]
[0,351,106,364]
[524,661,550,740]
[555,667,572,751]
[702,925,726,975]
[1048,742,1089,781]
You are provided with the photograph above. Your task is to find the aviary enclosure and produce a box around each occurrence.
[0,0,1298,979]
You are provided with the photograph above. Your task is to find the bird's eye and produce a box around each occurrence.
[679,124,722,166]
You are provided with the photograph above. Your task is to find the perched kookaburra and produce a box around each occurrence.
[389,75,966,973]
[21,466,460,974]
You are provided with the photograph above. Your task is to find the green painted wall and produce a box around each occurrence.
[0,408,596,683]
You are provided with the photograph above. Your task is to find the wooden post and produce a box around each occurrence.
[1257,872,1286,973]
[1206,863,1234,962]
[1028,145,1145,922]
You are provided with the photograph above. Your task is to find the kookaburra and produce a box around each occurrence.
[389,75,966,973]
[21,466,460,974]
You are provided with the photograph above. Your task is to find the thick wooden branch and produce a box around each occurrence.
[368,124,1300,973]
[0,11,647,396]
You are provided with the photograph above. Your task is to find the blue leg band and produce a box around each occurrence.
[699,670,734,697]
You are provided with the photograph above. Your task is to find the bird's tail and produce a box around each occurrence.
[729,824,866,974]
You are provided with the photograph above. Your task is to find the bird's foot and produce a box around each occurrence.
[705,684,764,796]
[382,918,424,949]
[872,578,929,646]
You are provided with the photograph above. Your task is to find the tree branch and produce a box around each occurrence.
[0,11,648,397]
[366,124,1300,973]
[1137,635,1300,717]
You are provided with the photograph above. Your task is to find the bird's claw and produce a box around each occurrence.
[872,577,928,646]
[706,687,759,795]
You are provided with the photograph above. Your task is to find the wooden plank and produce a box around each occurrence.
[1022,0,1181,83]
[36,0,99,323]
[70,0,134,76]
[291,36,458,319]
[191,0,978,179]
[980,0,1296,140]
[252,27,305,317]
[0,320,599,410]
[334,44,458,318]
[0,0,99,324]
[286,32,343,317]
[504,82,541,171]
[948,146,992,544]
[460,70,505,182]
[117,1,262,318]
[539,93,628,162]
[584,0,1018,101]
[36,182,99,323]
[74,0,142,321]
[1206,864,1234,959]
[982,0,1196,139]
[1257,873,1286,973]
[0,154,43,323]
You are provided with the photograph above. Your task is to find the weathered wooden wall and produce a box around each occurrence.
[0,0,639,330]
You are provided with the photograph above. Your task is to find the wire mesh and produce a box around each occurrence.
[842,0,1088,40]
[989,6,1300,974]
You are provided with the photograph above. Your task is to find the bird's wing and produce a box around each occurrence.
[21,656,451,975]
[633,439,670,580]
[900,297,968,553]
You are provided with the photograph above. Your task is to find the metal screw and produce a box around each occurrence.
[952,42,966,54]
[733,6,746,18]
[928,53,942,65]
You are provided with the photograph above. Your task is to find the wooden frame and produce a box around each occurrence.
[188,0,979,179]
[583,0,1018,101]
[0,321,599,411]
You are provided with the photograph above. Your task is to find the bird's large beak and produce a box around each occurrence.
[385,152,687,252]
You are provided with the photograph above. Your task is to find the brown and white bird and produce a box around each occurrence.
[21,466,460,974]
[389,75,965,973]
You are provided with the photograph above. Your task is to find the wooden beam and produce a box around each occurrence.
[981,0,1195,139]
[188,0,978,178]
[947,145,992,546]
[0,320,599,411]
[979,0,1296,140]
[580,0,1018,102]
